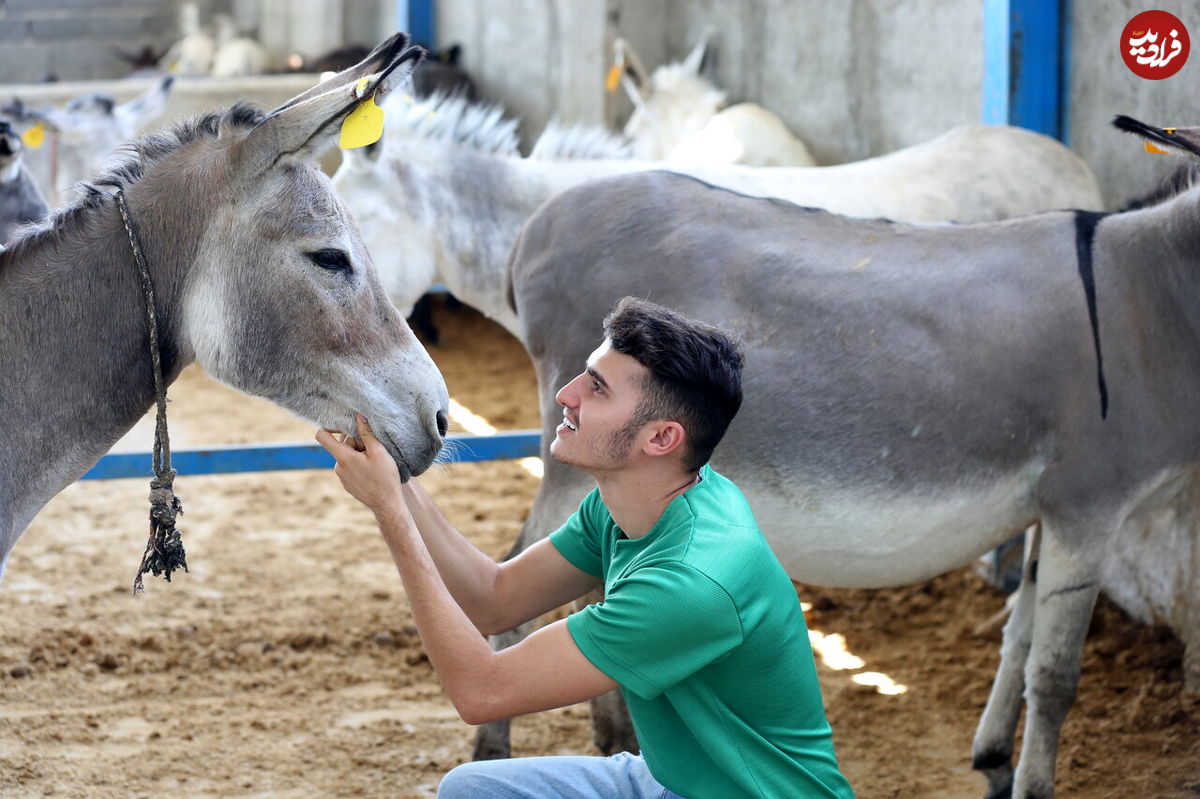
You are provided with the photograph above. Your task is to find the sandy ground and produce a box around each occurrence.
[2,301,1197,799]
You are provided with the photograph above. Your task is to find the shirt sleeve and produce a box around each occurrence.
[566,564,743,700]
[548,489,604,578]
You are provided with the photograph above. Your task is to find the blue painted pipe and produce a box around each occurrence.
[982,0,1065,141]
[81,431,541,481]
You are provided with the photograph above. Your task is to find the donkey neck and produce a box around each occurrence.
[1106,186,1200,302]
[407,141,642,334]
[0,188,197,517]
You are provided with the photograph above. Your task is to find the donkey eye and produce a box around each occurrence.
[306,249,351,274]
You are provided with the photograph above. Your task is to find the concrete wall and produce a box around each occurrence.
[0,0,184,82]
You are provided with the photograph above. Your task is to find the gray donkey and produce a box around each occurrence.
[501,121,1200,798]
[0,119,48,242]
[0,34,450,584]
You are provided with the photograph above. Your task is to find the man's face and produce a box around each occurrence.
[550,339,650,472]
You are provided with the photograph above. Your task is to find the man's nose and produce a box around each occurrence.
[555,376,579,408]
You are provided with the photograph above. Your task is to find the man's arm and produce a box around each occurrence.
[402,480,600,635]
[317,417,616,723]
[375,501,618,724]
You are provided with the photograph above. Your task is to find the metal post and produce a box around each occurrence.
[396,0,436,48]
[982,0,1067,141]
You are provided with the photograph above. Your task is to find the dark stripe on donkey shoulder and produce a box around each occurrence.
[1074,210,1109,419]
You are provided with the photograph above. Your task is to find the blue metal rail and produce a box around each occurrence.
[82,431,541,481]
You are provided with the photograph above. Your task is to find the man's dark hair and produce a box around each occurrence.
[603,296,743,472]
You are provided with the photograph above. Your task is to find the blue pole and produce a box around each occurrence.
[81,431,542,481]
[396,0,436,48]
[982,0,1065,140]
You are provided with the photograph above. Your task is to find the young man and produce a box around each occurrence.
[317,297,854,799]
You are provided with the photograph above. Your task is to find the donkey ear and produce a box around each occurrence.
[235,33,424,177]
[1113,114,1200,160]
[115,75,174,137]
[681,29,714,75]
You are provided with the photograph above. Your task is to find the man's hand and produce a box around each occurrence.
[316,414,407,520]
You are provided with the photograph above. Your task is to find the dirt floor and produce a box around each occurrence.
[2,301,1197,799]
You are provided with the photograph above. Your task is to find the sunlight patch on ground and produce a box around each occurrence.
[448,398,544,478]
[850,672,908,695]
[808,630,866,671]
[804,602,908,696]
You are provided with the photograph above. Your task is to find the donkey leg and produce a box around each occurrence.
[589,689,638,754]
[1011,525,1104,799]
[972,528,1042,799]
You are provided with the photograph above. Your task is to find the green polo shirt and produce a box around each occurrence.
[550,465,854,799]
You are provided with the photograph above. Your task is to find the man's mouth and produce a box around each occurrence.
[560,413,577,432]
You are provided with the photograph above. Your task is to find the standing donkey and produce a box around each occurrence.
[502,142,1200,798]
[0,34,450,584]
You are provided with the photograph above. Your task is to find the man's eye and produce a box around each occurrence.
[306,249,351,273]
[591,380,603,393]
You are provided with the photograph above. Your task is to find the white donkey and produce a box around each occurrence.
[332,93,1102,336]
[613,33,817,167]
[0,34,450,584]
[4,76,175,204]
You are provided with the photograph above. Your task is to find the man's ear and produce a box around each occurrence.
[643,420,687,459]
[234,32,423,179]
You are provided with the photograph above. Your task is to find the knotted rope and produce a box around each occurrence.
[115,188,188,595]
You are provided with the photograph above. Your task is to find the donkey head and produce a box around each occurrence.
[156,33,449,478]
[614,33,725,160]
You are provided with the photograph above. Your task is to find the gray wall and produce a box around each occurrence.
[0,0,182,82]
[0,0,395,82]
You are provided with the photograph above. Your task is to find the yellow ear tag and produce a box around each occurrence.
[339,79,384,150]
[605,62,623,93]
[21,122,45,149]
[1144,140,1168,155]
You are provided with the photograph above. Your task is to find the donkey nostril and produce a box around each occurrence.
[435,410,448,439]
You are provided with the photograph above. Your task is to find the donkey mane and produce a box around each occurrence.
[2,102,264,261]
[529,119,632,161]
[386,92,520,156]
[1120,162,1200,211]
